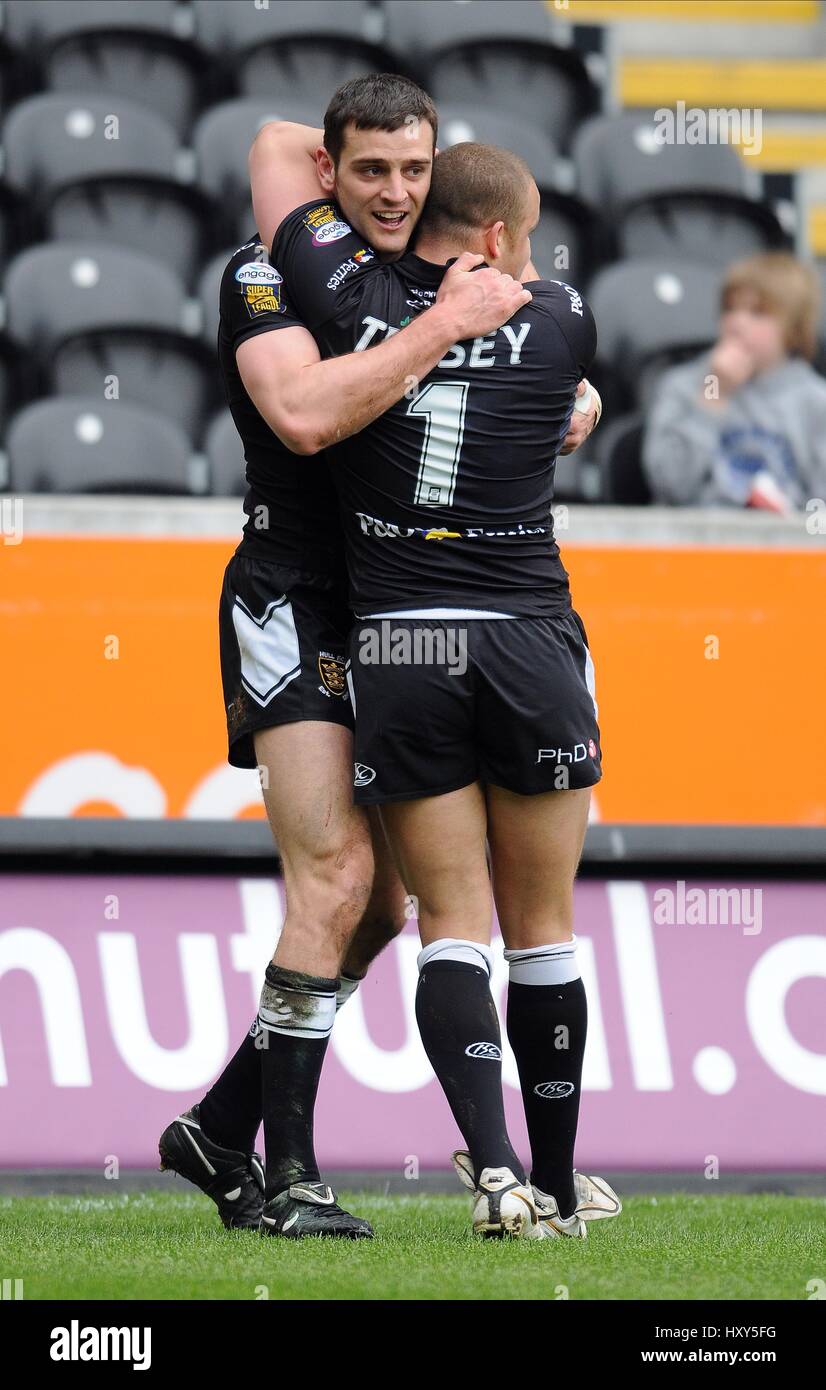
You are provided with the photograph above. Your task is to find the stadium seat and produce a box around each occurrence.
[197,248,236,347]
[193,0,394,105]
[436,105,559,191]
[573,112,787,264]
[404,102,599,283]
[529,194,604,286]
[5,242,188,348]
[5,243,216,440]
[2,95,214,285]
[432,49,596,158]
[4,0,206,139]
[382,2,596,155]
[552,450,589,505]
[421,106,605,280]
[0,344,21,434]
[587,259,721,408]
[619,191,788,266]
[193,99,321,245]
[7,396,197,494]
[205,409,246,497]
[0,34,28,117]
[383,0,559,66]
[594,412,651,505]
[574,113,756,210]
[0,182,25,274]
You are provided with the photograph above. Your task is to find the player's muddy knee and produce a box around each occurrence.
[289,832,374,947]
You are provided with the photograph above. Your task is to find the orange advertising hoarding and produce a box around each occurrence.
[2,535,824,825]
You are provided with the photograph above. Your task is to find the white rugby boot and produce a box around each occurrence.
[572,1171,622,1222]
[451,1150,542,1240]
[531,1186,588,1240]
[454,1149,621,1238]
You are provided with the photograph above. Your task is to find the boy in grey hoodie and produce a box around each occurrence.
[642,252,826,512]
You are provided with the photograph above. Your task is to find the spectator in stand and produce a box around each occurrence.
[642,252,826,513]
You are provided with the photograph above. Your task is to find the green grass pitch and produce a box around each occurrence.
[1,1191,822,1301]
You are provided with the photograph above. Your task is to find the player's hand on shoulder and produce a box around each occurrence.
[436,252,532,339]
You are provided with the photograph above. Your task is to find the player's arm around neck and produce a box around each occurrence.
[236,254,532,456]
[250,121,325,252]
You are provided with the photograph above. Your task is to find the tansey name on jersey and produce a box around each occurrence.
[354,315,533,365]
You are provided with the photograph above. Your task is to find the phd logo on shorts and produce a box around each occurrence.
[535,744,587,765]
[533,1081,575,1099]
[465,1042,502,1061]
[354,763,376,787]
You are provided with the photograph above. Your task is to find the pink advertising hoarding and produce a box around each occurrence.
[0,874,823,1170]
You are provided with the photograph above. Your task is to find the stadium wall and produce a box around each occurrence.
[1,504,824,1171]
[2,502,825,829]
[0,871,823,1171]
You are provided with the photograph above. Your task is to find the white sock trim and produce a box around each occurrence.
[257,977,337,1038]
[417,937,494,978]
[504,938,580,986]
[336,974,361,1012]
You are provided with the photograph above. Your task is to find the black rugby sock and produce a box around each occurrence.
[198,974,362,1156]
[199,1025,262,1153]
[257,963,337,1198]
[507,977,587,1218]
[416,959,525,1184]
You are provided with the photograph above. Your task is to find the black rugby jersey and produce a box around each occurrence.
[218,235,343,576]
[272,201,596,616]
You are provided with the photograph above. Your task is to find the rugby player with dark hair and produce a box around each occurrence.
[251,121,617,1237]
[159,74,603,1242]
[157,74,532,1240]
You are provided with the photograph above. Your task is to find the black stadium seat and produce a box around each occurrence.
[0,341,23,433]
[436,105,558,191]
[383,0,556,64]
[434,106,601,282]
[5,242,216,440]
[383,2,595,155]
[5,242,187,347]
[593,413,651,505]
[431,47,596,159]
[193,98,321,245]
[0,33,30,116]
[2,94,215,285]
[529,194,603,287]
[193,0,394,105]
[197,248,235,348]
[0,181,26,274]
[4,0,206,139]
[587,259,721,412]
[620,191,787,268]
[573,112,787,265]
[7,396,197,494]
[574,112,754,210]
[193,0,381,51]
[205,409,246,497]
[6,0,180,45]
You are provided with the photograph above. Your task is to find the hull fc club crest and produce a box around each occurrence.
[318,652,347,697]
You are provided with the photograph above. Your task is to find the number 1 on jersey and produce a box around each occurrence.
[406,380,469,508]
